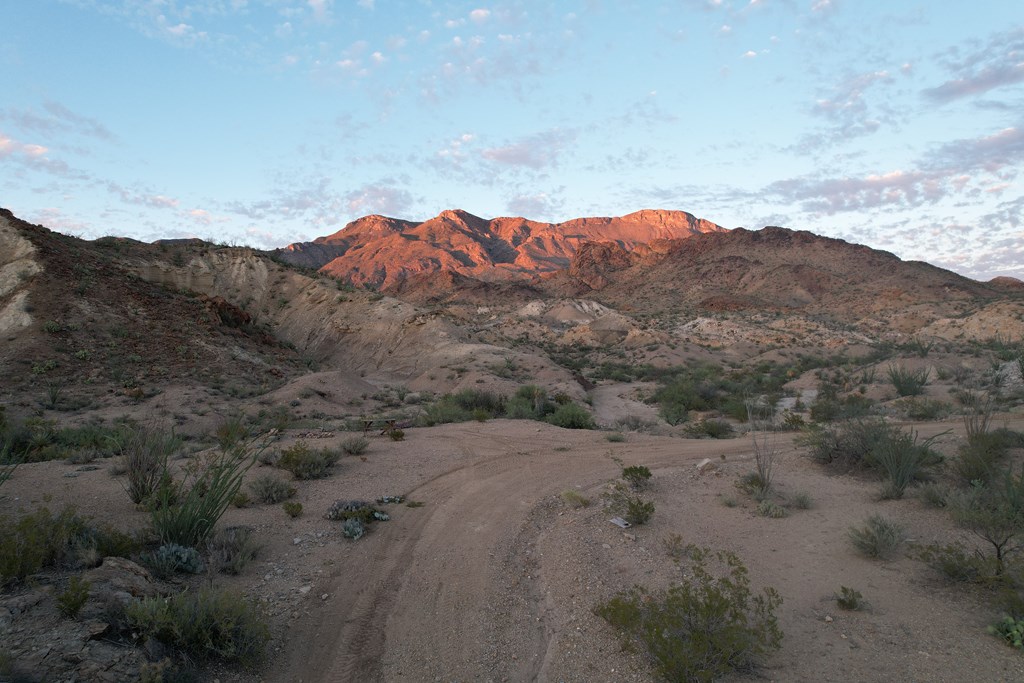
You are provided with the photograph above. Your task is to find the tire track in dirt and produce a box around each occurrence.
[279,423,754,683]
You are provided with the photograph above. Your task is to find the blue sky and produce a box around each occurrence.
[1,1,1022,280]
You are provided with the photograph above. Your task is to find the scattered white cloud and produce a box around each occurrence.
[481,129,575,169]
[924,27,1024,103]
[507,191,564,218]
[470,8,491,24]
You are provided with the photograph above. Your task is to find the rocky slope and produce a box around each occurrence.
[275,208,724,289]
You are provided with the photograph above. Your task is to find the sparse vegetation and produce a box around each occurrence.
[0,506,88,585]
[56,576,91,618]
[125,586,269,666]
[150,437,262,547]
[756,499,787,518]
[835,586,864,611]
[622,465,652,490]
[545,402,597,430]
[888,365,930,397]
[207,526,260,575]
[848,514,906,559]
[595,546,782,683]
[283,501,303,518]
[145,543,205,577]
[340,436,370,455]
[248,473,296,504]
[682,419,735,439]
[950,466,1024,575]
[278,441,341,479]
[560,489,590,508]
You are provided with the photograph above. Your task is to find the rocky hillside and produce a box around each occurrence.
[541,226,1014,331]
[275,208,724,289]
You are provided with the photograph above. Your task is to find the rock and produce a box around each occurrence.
[696,458,716,473]
[824,615,834,623]
[298,585,312,595]
[84,557,159,607]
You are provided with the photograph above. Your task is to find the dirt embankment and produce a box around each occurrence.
[0,212,41,338]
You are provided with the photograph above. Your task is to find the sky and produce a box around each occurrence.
[1,1,1022,280]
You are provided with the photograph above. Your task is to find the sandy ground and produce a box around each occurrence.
[5,415,1024,683]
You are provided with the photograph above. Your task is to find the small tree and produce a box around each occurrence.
[951,465,1024,575]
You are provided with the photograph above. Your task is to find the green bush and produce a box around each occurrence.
[248,474,295,504]
[125,586,269,666]
[118,425,181,505]
[888,365,929,397]
[388,428,405,441]
[757,500,787,518]
[989,615,1024,649]
[848,514,905,559]
[835,586,864,610]
[0,506,89,585]
[605,432,626,443]
[145,543,205,578]
[622,465,652,490]
[207,526,259,575]
[560,490,590,508]
[607,482,655,525]
[870,428,943,499]
[916,542,990,583]
[57,576,91,618]
[150,446,257,548]
[595,547,782,683]
[544,402,596,430]
[340,436,369,455]
[682,419,735,439]
[798,419,941,497]
[283,501,303,518]
[950,467,1024,575]
[954,429,1020,486]
[278,442,340,479]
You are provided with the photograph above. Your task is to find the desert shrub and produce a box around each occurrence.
[888,365,929,397]
[341,518,365,539]
[232,492,252,508]
[544,402,596,430]
[622,465,652,490]
[917,482,951,508]
[662,533,687,560]
[248,474,295,504]
[682,419,735,439]
[747,399,778,497]
[325,499,385,523]
[388,429,405,441]
[736,472,771,499]
[150,444,259,548]
[146,543,205,578]
[989,615,1024,649]
[421,389,506,425]
[213,413,249,450]
[125,586,269,666]
[278,442,340,480]
[798,419,934,489]
[848,514,905,559]
[420,400,473,426]
[340,436,369,455]
[835,586,864,611]
[594,546,782,683]
[899,398,949,421]
[615,415,656,432]
[283,501,303,518]
[870,428,943,499]
[207,526,259,575]
[950,467,1024,575]
[954,429,1021,486]
[756,500,787,518]
[119,425,180,505]
[607,484,655,525]
[790,492,812,509]
[0,506,89,584]
[560,490,590,508]
[605,432,626,442]
[916,542,990,583]
[57,576,91,618]
[809,393,875,422]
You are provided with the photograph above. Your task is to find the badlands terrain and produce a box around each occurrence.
[1,206,1024,682]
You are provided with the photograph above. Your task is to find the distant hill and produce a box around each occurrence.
[275,208,724,288]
